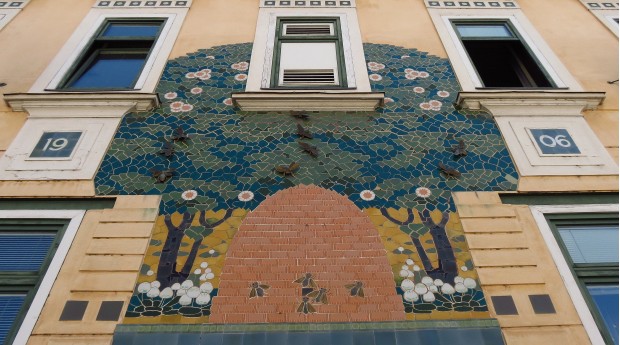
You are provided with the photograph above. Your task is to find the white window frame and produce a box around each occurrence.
[428,9,583,91]
[530,204,618,345]
[29,8,188,93]
[1,210,86,345]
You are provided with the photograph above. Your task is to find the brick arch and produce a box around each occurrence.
[209,185,405,323]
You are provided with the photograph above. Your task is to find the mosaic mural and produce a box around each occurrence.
[95,43,518,324]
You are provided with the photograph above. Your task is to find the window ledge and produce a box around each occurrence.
[4,92,160,118]
[231,91,385,111]
[456,91,606,116]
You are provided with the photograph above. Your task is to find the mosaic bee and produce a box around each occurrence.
[249,281,270,298]
[275,162,300,176]
[451,139,467,157]
[296,296,316,314]
[298,141,319,158]
[158,141,175,158]
[149,168,175,183]
[171,127,190,142]
[307,287,329,304]
[294,273,317,288]
[345,281,365,297]
[296,124,313,139]
[438,162,461,178]
[290,111,310,120]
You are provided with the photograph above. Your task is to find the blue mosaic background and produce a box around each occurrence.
[94,43,518,213]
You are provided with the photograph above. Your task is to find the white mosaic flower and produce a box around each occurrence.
[164,92,177,100]
[413,265,420,272]
[401,279,415,291]
[441,283,455,295]
[146,270,154,276]
[401,265,409,270]
[414,283,428,295]
[147,287,160,298]
[454,276,464,284]
[238,191,254,202]
[199,274,207,281]
[434,279,444,287]
[399,270,409,278]
[181,280,194,289]
[360,190,376,201]
[195,293,211,305]
[397,247,405,252]
[415,187,432,198]
[187,286,201,298]
[422,291,436,302]
[171,283,181,291]
[205,268,212,273]
[455,282,468,293]
[179,294,192,306]
[151,281,161,288]
[407,271,414,278]
[406,259,414,266]
[461,266,468,272]
[205,272,215,280]
[200,282,214,293]
[137,282,151,293]
[208,250,215,255]
[404,290,418,302]
[200,262,209,269]
[429,285,438,293]
[159,287,174,299]
[464,278,477,289]
[194,269,202,275]
[421,276,434,286]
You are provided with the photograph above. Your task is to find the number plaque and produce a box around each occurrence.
[29,132,83,158]
[529,128,581,155]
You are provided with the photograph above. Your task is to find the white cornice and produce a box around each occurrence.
[456,91,606,116]
[232,91,384,111]
[3,92,160,118]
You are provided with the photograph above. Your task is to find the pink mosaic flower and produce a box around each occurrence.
[170,101,184,111]
[238,191,254,202]
[401,55,410,59]
[415,187,432,198]
[164,92,177,100]
[413,87,425,93]
[206,55,215,59]
[367,61,385,71]
[195,69,211,79]
[181,190,198,201]
[360,190,376,201]
[185,72,196,79]
[234,73,248,81]
[369,73,382,81]
[191,87,203,94]
[429,100,442,110]
[198,73,212,80]
[419,102,432,110]
[232,61,249,71]
[181,104,194,112]
[223,98,233,106]
[419,71,429,78]
[404,68,414,74]
[384,97,394,104]
[437,90,450,98]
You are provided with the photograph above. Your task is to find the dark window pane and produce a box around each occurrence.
[102,23,160,37]
[587,284,619,344]
[0,294,27,345]
[0,233,55,271]
[69,52,147,89]
[558,225,619,264]
[456,24,514,38]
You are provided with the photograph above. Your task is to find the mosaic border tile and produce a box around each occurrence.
[580,0,619,10]
[260,0,354,7]
[95,0,190,7]
[425,0,519,8]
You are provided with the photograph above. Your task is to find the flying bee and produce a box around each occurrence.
[298,141,319,158]
[296,124,313,139]
[438,162,461,178]
[158,141,175,158]
[345,281,365,297]
[451,139,467,157]
[294,273,317,288]
[290,111,310,120]
[149,168,175,183]
[275,162,300,176]
[296,296,316,314]
[171,127,190,142]
[249,281,270,298]
[306,287,329,304]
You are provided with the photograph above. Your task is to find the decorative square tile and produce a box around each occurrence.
[491,296,518,315]
[59,301,88,321]
[529,295,556,314]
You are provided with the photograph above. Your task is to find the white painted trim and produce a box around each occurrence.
[428,8,583,91]
[0,9,20,31]
[29,8,187,93]
[0,210,86,345]
[530,204,618,345]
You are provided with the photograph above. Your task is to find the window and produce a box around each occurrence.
[58,19,165,90]
[270,18,347,88]
[548,215,619,345]
[0,219,70,344]
[451,20,554,88]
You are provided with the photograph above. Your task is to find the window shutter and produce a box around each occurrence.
[558,225,619,264]
[0,233,56,271]
[0,295,27,345]
[283,23,333,36]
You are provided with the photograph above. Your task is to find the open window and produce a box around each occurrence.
[57,19,166,90]
[451,20,554,88]
[271,18,346,88]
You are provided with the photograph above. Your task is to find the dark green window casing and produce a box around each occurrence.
[270,17,348,89]
[56,18,166,91]
[450,19,557,89]
[546,214,618,345]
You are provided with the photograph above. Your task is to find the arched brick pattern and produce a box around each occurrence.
[209,185,405,323]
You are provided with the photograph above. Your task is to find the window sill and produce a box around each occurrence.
[4,92,160,118]
[231,91,385,111]
[456,91,606,116]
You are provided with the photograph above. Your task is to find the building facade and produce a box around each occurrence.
[0,0,617,344]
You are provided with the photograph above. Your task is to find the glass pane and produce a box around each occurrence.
[558,225,619,264]
[0,233,55,271]
[587,284,619,344]
[69,52,147,89]
[101,23,161,37]
[0,294,26,345]
[456,23,514,38]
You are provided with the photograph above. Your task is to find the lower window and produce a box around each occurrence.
[0,219,70,344]
[548,214,619,345]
